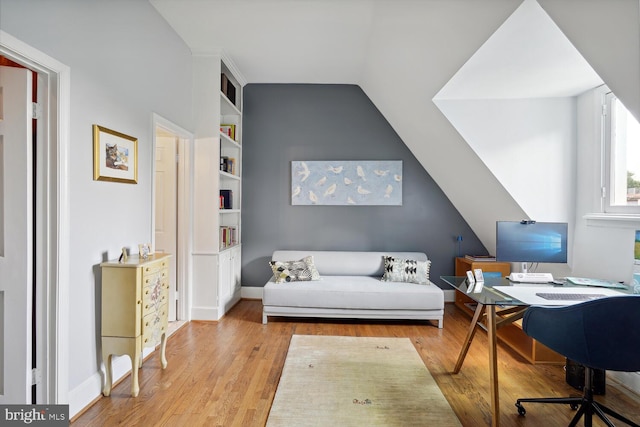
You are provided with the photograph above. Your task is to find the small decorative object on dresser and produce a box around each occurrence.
[138,243,150,259]
[118,247,128,263]
[100,253,171,397]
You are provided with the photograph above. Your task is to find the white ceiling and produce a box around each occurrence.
[151,0,602,96]
[149,0,619,252]
[150,0,376,84]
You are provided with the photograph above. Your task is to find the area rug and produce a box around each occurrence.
[266,335,461,426]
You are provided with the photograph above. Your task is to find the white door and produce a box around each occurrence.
[154,134,178,321]
[0,65,33,403]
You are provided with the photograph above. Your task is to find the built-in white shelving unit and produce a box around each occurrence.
[191,53,245,320]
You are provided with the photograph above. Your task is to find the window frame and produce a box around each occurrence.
[602,90,640,215]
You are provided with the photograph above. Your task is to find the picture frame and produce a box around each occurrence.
[291,160,402,206]
[138,243,151,259]
[93,124,138,184]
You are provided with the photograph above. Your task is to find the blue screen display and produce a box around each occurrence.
[496,221,568,263]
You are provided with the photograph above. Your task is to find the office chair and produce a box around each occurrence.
[515,295,640,427]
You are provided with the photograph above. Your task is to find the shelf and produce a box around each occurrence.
[220,131,241,149]
[220,92,241,115]
[219,243,241,253]
[219,170,240,181]
[219,209,240,214]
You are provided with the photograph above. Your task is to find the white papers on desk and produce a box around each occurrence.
[492,286,626,306]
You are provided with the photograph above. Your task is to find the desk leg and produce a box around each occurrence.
[487,305,500,427]
[453,302,484,374]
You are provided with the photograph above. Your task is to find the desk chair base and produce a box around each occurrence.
[515,367,639,427]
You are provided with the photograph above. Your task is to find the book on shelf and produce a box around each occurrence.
[219,226,238,249]
[219,189,233,209]
[220,156,236,175]
[220,124,236,141]
[220,73,237,106]
[221,73,229,97]
[464,255,496,262]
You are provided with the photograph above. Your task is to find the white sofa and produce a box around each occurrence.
[262,250,444,327]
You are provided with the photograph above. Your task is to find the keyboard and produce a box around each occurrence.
[535,292,606,301]
[508,272,554,283]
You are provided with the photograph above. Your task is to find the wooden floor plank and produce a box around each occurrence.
[72,300,640,426]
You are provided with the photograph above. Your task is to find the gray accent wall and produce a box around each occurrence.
[242,84,486,288]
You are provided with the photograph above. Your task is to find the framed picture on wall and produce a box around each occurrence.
[93,124,138,184]
[291,160,402,206]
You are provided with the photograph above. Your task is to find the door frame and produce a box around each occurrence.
[0,30,71,404]
[151,113,193,321]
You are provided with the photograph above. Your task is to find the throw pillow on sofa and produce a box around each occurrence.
[269,256,321,283]
[381,256,431,285]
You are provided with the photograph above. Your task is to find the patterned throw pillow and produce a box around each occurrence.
[269,256,321,283]
[381,256,431,285]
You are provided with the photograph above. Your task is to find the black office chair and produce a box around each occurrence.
[515,295,640,427]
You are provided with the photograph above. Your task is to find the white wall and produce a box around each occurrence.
[434,98,575,223]
[0,0,193,416]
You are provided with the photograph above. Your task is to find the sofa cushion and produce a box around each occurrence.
[271,251,428,276]
[269,256,321,283]
[381,256,431,284]
[263,275,444,311]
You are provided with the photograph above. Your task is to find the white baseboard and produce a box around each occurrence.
[609,371,640,396]
[241,286,263,299]
[190,306,220,321]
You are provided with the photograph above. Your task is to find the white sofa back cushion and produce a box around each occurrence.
[271,250,428,277]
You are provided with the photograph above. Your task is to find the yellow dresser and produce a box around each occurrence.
[100,253,171,397]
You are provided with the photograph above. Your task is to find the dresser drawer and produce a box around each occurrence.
[142,276,168,315]
[142,304,168,347]
[142,259,169,277]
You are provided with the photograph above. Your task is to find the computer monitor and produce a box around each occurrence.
[496,221,568,272]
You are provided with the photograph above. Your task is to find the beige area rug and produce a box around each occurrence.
[266,335,462,427]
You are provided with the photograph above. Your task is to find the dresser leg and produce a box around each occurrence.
[160,333,168,369]
[129,339,142,397]
[102,352,112,396]
[130,353,140,397]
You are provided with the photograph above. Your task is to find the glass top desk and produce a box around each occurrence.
[440,275,631,427]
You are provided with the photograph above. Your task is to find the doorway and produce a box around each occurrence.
[0,30,71,405]
[153,114,192,328]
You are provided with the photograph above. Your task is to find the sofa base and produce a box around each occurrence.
[262,306,444,328]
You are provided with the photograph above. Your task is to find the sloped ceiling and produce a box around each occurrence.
[434,0,602,100]
[150,0,640,252]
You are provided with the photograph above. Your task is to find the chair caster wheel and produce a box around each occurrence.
[516,402,526,416]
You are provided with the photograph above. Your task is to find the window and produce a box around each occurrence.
[603,90,640,213]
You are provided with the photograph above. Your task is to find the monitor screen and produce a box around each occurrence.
[496,221,568,263]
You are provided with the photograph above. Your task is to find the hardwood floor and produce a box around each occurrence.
[72,300,640,426]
